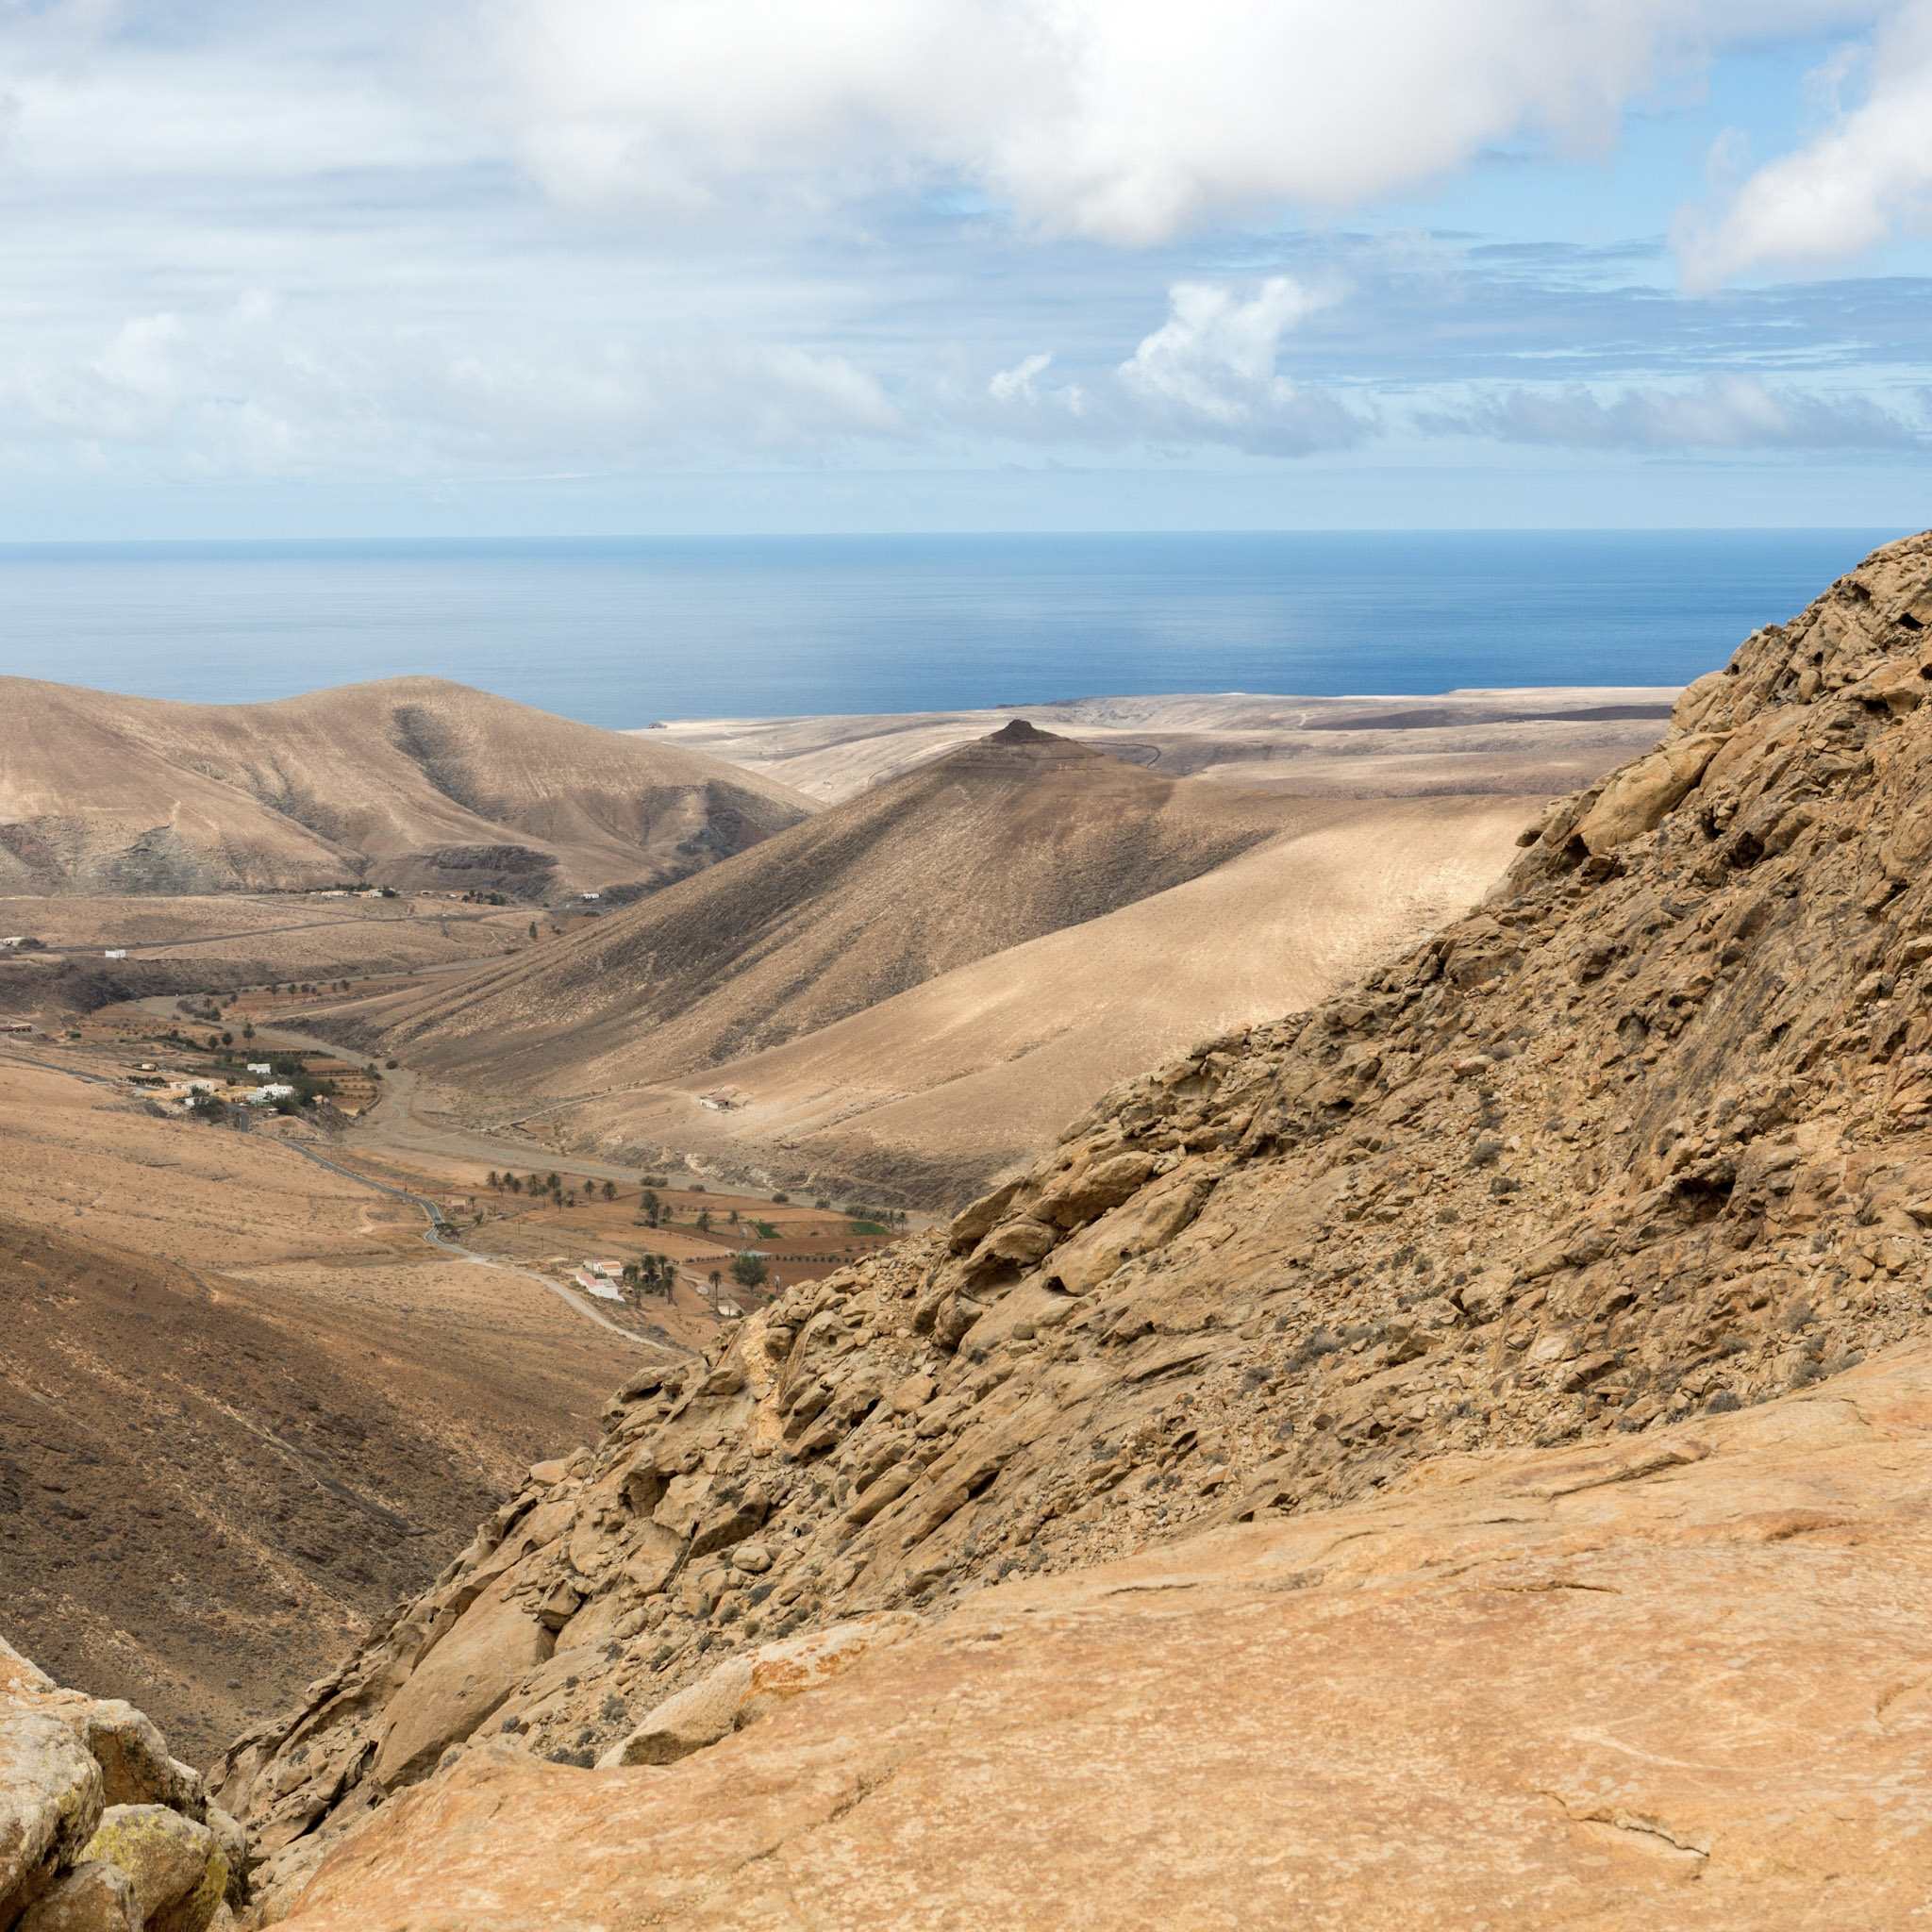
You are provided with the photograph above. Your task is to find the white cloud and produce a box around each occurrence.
[466,0,1879,244]
[973,278,1368,454]
[1430,374,1924,447]
[1119,277,1326,424]
[3,298,909,474]
[988,352,1054,403]
[1677,4,1932,287]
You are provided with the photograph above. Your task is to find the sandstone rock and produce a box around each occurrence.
[1046,1158,1219,1291]
[1034,1151,1158,1228]
[65,1705,203,1820]
[946,1178,1024,1253]
[1,1715,104,1924]
[15,1859,140,1932]
[650,1471,713,1538]
[596,1615,921,1767]
[618,1521,685,1596]
[1573,730,1727,854]
[617,1447,666,1515]
[273,1346,1932,1930]
[370,1579,553,1790]
[969,1216,1057,1275]
[889,1373,933,1414]
[80,1806,225,1932]
[687,1486,770,1561]
[202,1808,245,1909]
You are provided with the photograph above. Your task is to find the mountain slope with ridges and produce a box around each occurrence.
[329,720,1328,1097]
[0,675,813,898]
[204,532,1932,1917]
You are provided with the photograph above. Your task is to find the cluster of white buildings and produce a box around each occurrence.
[573,1258,627,1301]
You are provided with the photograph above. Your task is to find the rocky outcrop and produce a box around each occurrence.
[217,533,1932,1921]
[275,1338,1932,1928]
[0,1641,242,1932]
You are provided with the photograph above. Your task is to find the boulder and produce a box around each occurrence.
[1,1714,105,1924]
[1035,1152,1158,1228]
[597,1616,921,1768]
[65,1704,203,1819]
[79,1806,225,1932]
[15,1859,141,1932]
[1046,1159,1220,1292]
[370,1579,553,1790]
[1573,731,1726,854]
[619,1521,685,1596]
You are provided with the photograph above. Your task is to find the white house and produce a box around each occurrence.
[246,1083,296,1104]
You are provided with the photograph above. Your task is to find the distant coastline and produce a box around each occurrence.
[0,529,1894,725]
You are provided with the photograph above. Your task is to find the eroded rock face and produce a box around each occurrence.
[275,1343,1932,1930]
[216,533,1932,1922]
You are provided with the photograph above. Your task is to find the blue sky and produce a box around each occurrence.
[2,1,1931,534]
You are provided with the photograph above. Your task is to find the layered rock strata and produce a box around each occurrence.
[211,533,1932,1919]
[278,1341,1932,1929]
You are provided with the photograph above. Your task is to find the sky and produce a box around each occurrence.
[2,0,1932,534]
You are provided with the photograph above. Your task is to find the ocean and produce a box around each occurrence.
[0,530,1901,725]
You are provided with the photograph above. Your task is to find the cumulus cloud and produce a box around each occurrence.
[1119,277,1327,422]
[1428,374,1924,447]
[466,0,1877,243]
[1676,3,1932,288]
[973,277,1369,454]
[988,352,1057,404]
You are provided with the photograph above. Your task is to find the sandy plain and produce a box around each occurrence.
[652,686,1679,802]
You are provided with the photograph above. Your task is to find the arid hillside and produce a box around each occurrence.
[527,791,1534,1202]
[208,530,1932,1925]
[0,1053,640,1757]
[299,721,1583,1205]
[318,719,1331,1089]
[0,675,812,899]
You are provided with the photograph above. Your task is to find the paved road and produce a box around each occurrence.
[13,1020,676,1354]
[275,1136,669,1352]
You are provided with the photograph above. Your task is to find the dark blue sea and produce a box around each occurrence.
[0,531,1901,725]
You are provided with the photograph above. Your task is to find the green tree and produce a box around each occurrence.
[696,1209,712,1233]
[729,1253,769,1291]
[602,1179,616,1201]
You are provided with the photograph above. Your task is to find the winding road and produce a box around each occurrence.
[17,1018,676,1354]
